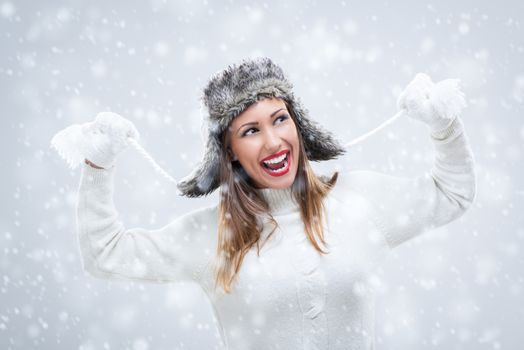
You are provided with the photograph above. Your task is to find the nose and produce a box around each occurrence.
[263,128,282,153]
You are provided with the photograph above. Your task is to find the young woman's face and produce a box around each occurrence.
[227,97,300,189]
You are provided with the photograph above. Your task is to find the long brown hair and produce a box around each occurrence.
[214,98,339,293]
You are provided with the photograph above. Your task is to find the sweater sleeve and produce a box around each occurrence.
[76,163,217,284]
[338,116,477,249]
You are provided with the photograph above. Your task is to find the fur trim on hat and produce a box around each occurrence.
[177,57,346,197]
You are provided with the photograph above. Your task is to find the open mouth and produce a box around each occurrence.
[260,150,291,176]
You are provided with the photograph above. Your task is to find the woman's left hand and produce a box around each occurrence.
[397,73,467,132]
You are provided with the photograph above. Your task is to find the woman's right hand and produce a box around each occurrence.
[81,112,140,169]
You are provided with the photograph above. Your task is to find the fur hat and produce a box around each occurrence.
[177,57,346,197]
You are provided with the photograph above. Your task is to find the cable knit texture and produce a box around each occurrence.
[76,117,476,349]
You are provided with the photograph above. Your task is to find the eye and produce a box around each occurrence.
[242,127,258,137]
[275,115,289,124]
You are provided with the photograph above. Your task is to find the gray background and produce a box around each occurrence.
[1,0,523,349]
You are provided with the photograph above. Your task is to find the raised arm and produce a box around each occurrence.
[76,163,217,284]
[340,115,476,249]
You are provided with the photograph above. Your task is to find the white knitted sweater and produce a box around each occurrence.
[76,116,476,350]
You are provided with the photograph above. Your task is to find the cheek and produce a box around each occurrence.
[285,125,300,147]
[233,139,262,165]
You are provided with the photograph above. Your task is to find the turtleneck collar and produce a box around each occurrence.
[256,186,299,215]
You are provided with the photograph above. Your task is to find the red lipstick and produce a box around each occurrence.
[260,150,291,177]
[260,149,289,163]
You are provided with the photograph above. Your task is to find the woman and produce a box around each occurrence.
[71,57,476,349]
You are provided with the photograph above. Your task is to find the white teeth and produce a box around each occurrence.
[263,152,287,165]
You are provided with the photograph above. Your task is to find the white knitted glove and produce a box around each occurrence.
[83,112,139,168]
[51,112,139,169]
[397,73,467,133]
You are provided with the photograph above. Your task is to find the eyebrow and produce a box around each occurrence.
[236,108,286,135]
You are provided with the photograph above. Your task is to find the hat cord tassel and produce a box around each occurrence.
[127,138,179,185]
[343,109,406,149]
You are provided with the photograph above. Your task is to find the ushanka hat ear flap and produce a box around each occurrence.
[287,96,346,161]
[176,120,222,198]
